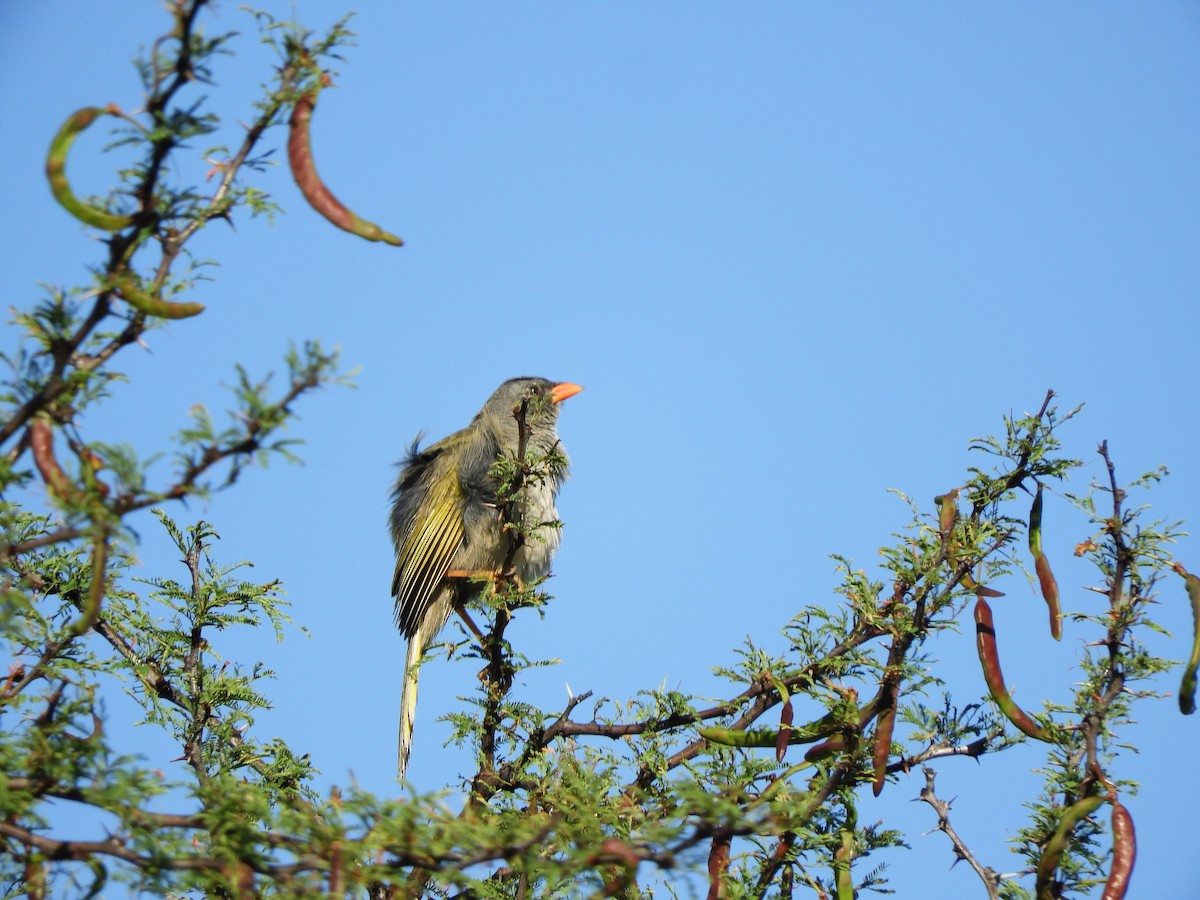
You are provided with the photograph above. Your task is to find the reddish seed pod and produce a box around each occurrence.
[775,699,794,763]
[1101,800,1136,900]
[287,90,403,246]
[29,418,78,502]
[1030,485,1063,640]
[804,735,845,762]
[872,674,900,797]
[871,706,895,797]
[974,598,1048,741]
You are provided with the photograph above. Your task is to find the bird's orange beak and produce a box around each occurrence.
[549,382,583,403]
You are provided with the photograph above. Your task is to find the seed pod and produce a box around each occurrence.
[775,698,794,763]
[706,832,731,899]
[700,711,841,750]
[962,570,1005,598]
[1174,563,1200,715]
[871,673,900,796]
[288,90,403,246]
[1029,484,1063,640]
[803,734,845,762]
[934,490,959,537]
[29,418,79,502]
[974,597,1048,741]
[1035,794,1105,900]
[1101,800,1136,900]
[111,274,204,320]
[833,828,855,900]
[46,106,133,231]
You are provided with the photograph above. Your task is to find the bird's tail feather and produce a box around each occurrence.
[397,637,422,778]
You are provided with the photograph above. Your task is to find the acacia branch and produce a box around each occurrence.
[918,768,1001,900]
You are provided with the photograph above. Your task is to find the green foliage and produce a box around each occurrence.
[0,3,1190,898]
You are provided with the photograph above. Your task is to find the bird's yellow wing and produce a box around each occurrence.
[392,461,464,637]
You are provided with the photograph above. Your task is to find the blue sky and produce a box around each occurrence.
[3,2,1200,896]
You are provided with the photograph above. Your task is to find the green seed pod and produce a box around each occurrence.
[111,275,205,320]
[935,490,959,537]
[700,709,843,750]
[1174,564,1200,715]
[833,828,855,900]
[1035,794,1105,900]
[46,106,134,231]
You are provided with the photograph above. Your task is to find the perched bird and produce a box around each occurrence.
[389,377,582,777]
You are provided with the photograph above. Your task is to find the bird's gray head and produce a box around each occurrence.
[477,377,582,446]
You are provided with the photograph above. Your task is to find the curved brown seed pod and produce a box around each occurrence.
[974,598,1048,741]
[871,673,900,797]
[29,418,79,502]
[111,275,205,320]
[1174,563,1200,715]
[775,698,794,763]
[963,570,1005,597]
[1035,794,1105,900]
[1101,800,1136,900]
[804,734,846,762]
[288,91,403,246]
[46,106,133,231]
[1029,484,1063,640]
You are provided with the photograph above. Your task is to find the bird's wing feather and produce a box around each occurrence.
[392,458,464,636]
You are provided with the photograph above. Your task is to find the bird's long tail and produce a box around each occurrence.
[397,636,422,778]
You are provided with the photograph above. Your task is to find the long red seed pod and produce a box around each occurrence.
[705,832,731,900]
[775,698,794,763]
[804,734,846,762]
[974,597,1048,741]
[29,418,78,502]
[871,673,900,796]
[1101,800,1136,900]
[288,90,403,246]
[1030,484,1063,640]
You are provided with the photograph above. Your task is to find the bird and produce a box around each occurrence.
[389,377,582,777]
